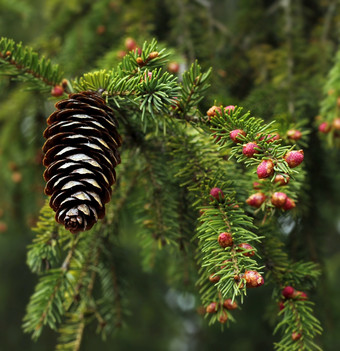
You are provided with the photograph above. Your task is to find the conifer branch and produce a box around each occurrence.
[0,37,63,90]
[174,60,212,118]
[207,106,300,176]
[22,268,74,339]
[318,48,340,148]
[259,225,322,350]
[56,309,86,351]
[1,33,323,350]
[27,200,66,274]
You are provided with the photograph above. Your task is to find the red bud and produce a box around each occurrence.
[284,150,304,168]
[257,159,274,179]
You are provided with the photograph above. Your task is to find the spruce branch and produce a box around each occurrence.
[318,48,340,148]
[27,200,65,274]
[22,267,75,339]
[207,106,300,176]
[136,139,184,269]
[274,300,323,351]
[258,225,322,350]
[167,130,263,324]
[174,60,212,119]
[3,32,323,350]
[0,37,63,90]
[56,309,86,351]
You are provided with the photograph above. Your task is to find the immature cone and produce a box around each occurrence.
[318,122,331,134]
[271,192,288,208]
[209,274,220,283]
[333,118,340,130]
[223,299,238,310]
[278,301,285,311]
[252,181,262,190]
[258,132,280,143]
[230,129,246,142]
[246,192,266,208]
[51,85,64,97]
[238,243,255,257]
[282,286,295,299]
[210,187,224,202]
[284,150,304,168]
[292,332,302,341]
[293,290,308,300]
[242,142,260,157]
[224,105,235,114]
[218,232,233,248]
[43,91,122,233]
[168,61,180,73]
[125,37,137,51]
[274,174,289,186]
[257,159,274,179]
[287,129,302,140]
[283,197,296,210]
[218,310,228,324]
[243,270,264,288]
[207,105,221,119]
[206,302,218,313]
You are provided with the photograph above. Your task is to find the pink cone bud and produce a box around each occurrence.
[125,37,137,51]
[117,50,127,58]
[292,332,302,341]
[168,61,180,73]
[238,243,255,257]
[271,192,288,208]
[224,105,235,114]
[223,299,238,310]
[274,174,290,186]
[230,129,246,142]
[283,197,296,210]
[171,97,179,110]
[333,118,340,130]
[246,192,266,207]
[292,290,308,300]
[206,302,218,313]
[284,150,304,168]
[218,232,233,248]
[218,310,228,324]
[282,286,295,299]
[258,132,280,143]
[209,274,220,283]
[242,142,260,157]
[210,187,224,201]
[278,301,285,311]
[257,159,274,178]
[318,122,331,133]
[287,129,302,140]
[253,182,261,189]
[244,270,264,288]
[51,85,64,97]
[207,105,222,119]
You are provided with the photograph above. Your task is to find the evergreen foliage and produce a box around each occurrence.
[0,35,326,350]
[1,1,340,351]
[0,37,63,91]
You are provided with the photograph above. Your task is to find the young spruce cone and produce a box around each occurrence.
[42,91,122,233]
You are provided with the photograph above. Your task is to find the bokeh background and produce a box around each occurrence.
[0,0,340,350]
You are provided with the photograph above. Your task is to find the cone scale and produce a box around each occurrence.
[42,91,122,233]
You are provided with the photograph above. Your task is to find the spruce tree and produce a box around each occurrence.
[1,1,340,351]
[0,36,324,351]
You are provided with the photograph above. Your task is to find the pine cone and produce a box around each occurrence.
[42,91,122,233]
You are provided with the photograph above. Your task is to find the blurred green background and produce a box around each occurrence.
[0,0,340,350]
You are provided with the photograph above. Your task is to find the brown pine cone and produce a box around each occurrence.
[42,91,122,233]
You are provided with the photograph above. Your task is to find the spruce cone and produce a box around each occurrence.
[42,91,122,233]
